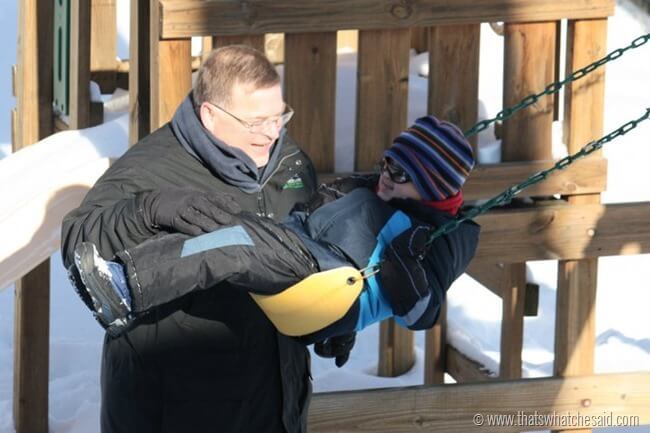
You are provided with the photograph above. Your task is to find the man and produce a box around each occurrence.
[62,46,326,433]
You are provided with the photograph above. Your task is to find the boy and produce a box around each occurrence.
[74,115,480,342]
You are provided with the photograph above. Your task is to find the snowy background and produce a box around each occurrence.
[1,0,650,432]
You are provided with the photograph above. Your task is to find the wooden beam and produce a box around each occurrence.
[428,24,480,150]
[499,263,526,378]
[212,34,266,52]
[309,372,650,432]
[355,28,412,377]
[355,29,410,171]
[473,202,650,263]
[69,0,92,130]
[317,157,608,201]
[465,158,607,201]
[503,22,556,161]
[425,23,480,385]
[90,0,117,92]
[159,0,615,39]
[554,19,608,433]
[149,0,192,131]
[129,0,151,144]
[424,303,445,384]
[284,32,337,172]
[14,1,53,431]
[445,344,494,383]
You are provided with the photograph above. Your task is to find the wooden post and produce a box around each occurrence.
[501,21,556,379]
[356,29,411,377]
[553,18,607,433]
[425,23,480,384]
[90,0,117,92]
[13,1,53,432]
[284,32,337,172]
[69,0,91,130]
[148,0,192,131]
[212,34,265,52]
[129,0,151,145]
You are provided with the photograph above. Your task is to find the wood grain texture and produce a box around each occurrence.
[309,372,650,432]
[129,0,151,145]
[355,28,410,171]
[13,1,53,432]
[90,0,117,71]
[428,24,480,150]
[69,0,92,130]
[553,20,608,433]
[502,22,556,161]
[284,32,337,172]
[424,303,445,384]
[159,0,615,39]
[473,202,650,263]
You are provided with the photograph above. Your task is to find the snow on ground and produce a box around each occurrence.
[1,0,650,432]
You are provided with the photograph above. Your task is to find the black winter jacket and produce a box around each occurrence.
[61,123,318,433]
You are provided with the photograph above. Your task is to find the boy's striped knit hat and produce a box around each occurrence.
[384,115,475,201]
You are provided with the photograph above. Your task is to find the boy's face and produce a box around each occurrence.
[377,169,422,202]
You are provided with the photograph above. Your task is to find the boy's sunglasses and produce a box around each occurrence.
[379,158,411,184]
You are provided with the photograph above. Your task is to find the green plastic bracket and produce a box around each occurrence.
[54,0,70,117]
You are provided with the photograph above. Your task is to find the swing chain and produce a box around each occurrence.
[425,108,650,247]
[464,33,650,138]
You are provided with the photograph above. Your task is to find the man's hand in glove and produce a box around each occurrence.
[379,225,430,316]
[313,332,356,368]
[146,189,242,236]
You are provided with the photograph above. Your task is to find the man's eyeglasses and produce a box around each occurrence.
[379,157,411,184]
[208,102,294,135]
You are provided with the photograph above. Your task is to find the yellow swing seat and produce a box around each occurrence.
[249,266,364,336]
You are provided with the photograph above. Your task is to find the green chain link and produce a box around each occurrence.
[425,108,650,247]
[464,32,650,138]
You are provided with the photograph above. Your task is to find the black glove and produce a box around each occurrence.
[379,225,430,316]
[314,332,356,368]
[146,189,241,236]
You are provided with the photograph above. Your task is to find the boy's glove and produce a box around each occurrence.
[146,189,241,236]
[379,226,430,316]
[314,332,356,368]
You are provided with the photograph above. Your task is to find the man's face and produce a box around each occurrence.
[200,82,285,167]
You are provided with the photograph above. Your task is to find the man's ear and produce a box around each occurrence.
[199,103,214,130]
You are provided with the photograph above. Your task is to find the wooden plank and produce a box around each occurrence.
[14,1,53,431]
[499,263,526,378]
[212,34,265,52]
[160,0,615,39]
[13,262,50,433]
[69,0,91,130]
[428,24,480,151]
[473,202,650,263]
[410,27,429,53]
[500,21,556,384]
[149,0,193,131]
[445,344,494,383]
[465,158,607,201]
[129,0,151,145]
[425,23,479,384]
[90,0,117,92]
[317,157,608,200]
[424,303,445,384]
[356,29,409,171]
[284,32,337,172]
[554,19,608,433]
[503,22,556,161]
[309,372,650,432]
[91,0,117,71]
[378,320,415,378]
[355,28,412,377]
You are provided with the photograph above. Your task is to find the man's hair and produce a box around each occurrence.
[193,45,281,109]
